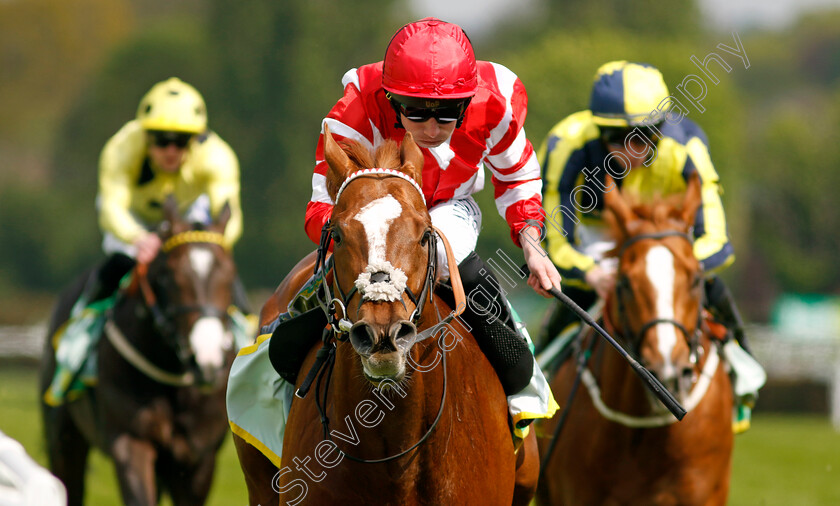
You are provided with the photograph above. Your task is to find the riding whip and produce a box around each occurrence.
[524,266,686,420]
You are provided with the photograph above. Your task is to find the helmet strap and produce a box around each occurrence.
[455,97,472,128]
[385,92,405,130]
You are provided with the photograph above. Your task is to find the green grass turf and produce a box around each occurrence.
[0,363,248,505]
[2,363,839,504]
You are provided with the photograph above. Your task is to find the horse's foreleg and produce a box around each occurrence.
[42,405,89,506]
[110,434,158,506]
[233,433,280,506]
[512,430,539,506]
[166,450,219,506]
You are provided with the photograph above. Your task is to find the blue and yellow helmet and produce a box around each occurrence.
[589,61,669,127]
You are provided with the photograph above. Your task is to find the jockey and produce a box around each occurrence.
[83,77,248,310]
[304,18,562,428]
[536,61,749,354]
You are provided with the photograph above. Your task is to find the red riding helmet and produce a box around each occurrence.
[383,18,477,99]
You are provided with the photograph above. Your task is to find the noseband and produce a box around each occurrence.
[317,168,435,335]
[613,230,702,356]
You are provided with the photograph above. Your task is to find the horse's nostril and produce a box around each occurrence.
[390,321,416,348]
[349,323,376,354]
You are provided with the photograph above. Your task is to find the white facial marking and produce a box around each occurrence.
[189,248,214,280]
[190,317,228,371]
[353,195,403,264]
[645,245,678,379]
[352,195,408,301]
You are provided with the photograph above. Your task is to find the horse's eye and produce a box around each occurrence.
[331,230,341,245]
[420,229,432,245]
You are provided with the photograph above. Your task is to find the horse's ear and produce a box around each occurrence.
[399,132,424,186]
[323,123,355,202]
[602,175,635,235]
[216,201,232,230]
[681,171,702,228]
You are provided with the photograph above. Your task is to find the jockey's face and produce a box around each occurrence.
[147,131,192,173]
[400,113,458,148]
[602,126,658,169]
[606,140,648,169]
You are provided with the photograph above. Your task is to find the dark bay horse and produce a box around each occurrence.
[40,198,239,505]
[537,174,733,505]
[233,125,539,505]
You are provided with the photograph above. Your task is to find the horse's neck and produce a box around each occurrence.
[110,296,182,371]
[594,307,657,414]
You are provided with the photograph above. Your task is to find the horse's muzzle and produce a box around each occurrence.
[349,320,417,382]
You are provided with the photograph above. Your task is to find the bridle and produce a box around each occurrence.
[568,228,716,428]
[300,168,456,464]
[106,230,232,385]
[138,230,231,343]
[328,226,438,333]
[611,230,703,357]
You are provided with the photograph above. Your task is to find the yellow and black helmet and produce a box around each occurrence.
[589,61,669,127]
[136,77,207,134]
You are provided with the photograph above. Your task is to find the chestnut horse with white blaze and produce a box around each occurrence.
[233,125,539,505]
[537,174,734,505]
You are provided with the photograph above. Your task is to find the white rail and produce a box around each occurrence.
[3,323,840,428]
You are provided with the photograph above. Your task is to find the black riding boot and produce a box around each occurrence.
[80,253,136,307]
[454,252,535,397]
[705,275,751,354]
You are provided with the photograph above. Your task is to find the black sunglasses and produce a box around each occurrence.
[601,125,660,146]
[394,99,469,125]
[149,131,193,149]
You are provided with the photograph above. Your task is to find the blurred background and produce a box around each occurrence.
[1,0,839,504]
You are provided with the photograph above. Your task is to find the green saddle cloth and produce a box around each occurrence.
[43,295,114,406]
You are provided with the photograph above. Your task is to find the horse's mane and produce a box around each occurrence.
[339,139,402,171]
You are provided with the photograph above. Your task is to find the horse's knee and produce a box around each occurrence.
[110,434,157,502]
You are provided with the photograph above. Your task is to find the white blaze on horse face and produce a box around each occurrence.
[645,245,678,380]
[189,248,214,280]
[187,247,229,373]
[190,317,229,372]
[354,195,403,262]
[352,195,408,301]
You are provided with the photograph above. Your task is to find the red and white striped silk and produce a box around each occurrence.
[305,60,544,248]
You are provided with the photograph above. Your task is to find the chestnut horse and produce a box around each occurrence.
[233,125,539,505]
[40,197,238,505]
[536,174,733,505]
